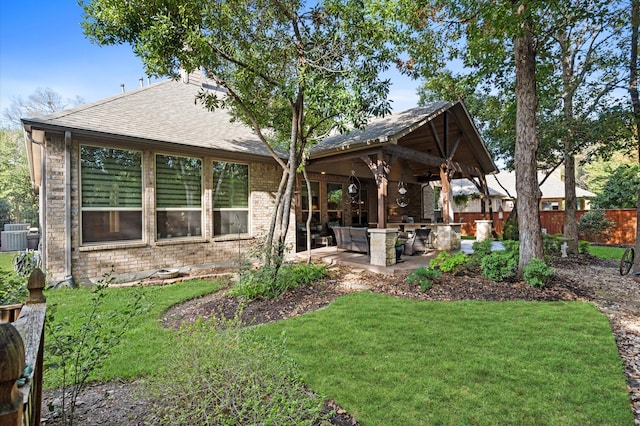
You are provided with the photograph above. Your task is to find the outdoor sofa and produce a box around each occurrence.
[331,226,370,255]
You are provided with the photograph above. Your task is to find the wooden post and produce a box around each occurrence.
[0,323,25,425]
[26,269,46,305]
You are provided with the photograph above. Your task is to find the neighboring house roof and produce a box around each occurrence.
[451,170,596,199]
[22,73,274,158]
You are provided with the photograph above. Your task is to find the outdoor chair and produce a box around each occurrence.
[404,228,431,255]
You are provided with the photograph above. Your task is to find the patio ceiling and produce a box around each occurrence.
[307,101,497,181]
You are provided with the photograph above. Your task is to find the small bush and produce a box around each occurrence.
[46,279,144,425]
[429,251,469,274]
[146,314,327,425]
[523,258,554,288]
[481,250,518,282]
[0,271,27,305]
[578,240,590,254]
[502,217,519,241]
[471,239,494,258]
[231,263,327,300]
[578,210,614,243]
[406,267,441,291]
[543,233,562,255]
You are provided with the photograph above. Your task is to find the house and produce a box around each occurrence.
[22,72,496,285]
[449,170,596,214]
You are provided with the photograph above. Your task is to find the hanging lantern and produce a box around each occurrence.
[396,181,408,207]
[398,181,408,195]
[347,171,360,203]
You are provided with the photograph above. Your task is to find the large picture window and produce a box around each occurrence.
[213,161,248,236]
[80,146,143,243]
[156,155,202,239]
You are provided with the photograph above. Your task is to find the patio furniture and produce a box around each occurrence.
[403,227,431,255]
[333,226,370,255]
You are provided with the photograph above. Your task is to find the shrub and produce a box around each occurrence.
[578,240,590,254]
[0,271,27,305]
[523,258,554,288]
[231,262,327,300]
[481,249,518,282]
[46,279,144,425]
[502,217,519,241]
[429,251,469,274]
[578,210,614,243]
[406,267,441,291]
[471,239,494,259]
[543,233,562,255]
[146,314,327,425]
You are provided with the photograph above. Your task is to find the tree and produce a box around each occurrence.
[81,0,399,274]
[630,0,640,272]
[414,1,629,257]
[2,87,83,129]
[592,164,640,208]
[402,0,546,276]
[0,129,38,225]
[1,88,83,226]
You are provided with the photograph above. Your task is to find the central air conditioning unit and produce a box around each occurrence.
[1,231,28,252]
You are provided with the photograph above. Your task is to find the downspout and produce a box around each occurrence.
[26,129,47,269]
[64,131,74,287]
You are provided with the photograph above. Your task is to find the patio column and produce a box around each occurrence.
[368,228,397,266]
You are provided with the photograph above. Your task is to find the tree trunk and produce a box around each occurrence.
[302,165,312,264]
[558,29,579,255]
[563,155,578,254]
[631,0,640,273]
[514,16,544,277]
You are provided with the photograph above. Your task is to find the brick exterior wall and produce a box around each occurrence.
[43,135,293,285]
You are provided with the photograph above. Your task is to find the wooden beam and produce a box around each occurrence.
[444,110,449,156]
[428,121,446,158]
[360,153,390,228]
[447,132,463,161]
[383,144,483,177]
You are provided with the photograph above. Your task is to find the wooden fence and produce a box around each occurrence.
[0,269,46,426]
[455,208,637,245]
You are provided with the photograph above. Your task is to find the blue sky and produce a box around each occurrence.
[0,1,420,125]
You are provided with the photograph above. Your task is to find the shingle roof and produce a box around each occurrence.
[451,170,596,199]
[22,75,274,158]
[311,101,451,153]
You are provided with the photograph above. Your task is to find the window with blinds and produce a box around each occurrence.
[80,145,143,243]
[213,161,248,236]
[156,154,202,239]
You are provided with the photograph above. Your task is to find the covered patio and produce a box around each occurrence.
[297,101,498,267]
[294,239,499,275]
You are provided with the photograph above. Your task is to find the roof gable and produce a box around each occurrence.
[309,101,497,178]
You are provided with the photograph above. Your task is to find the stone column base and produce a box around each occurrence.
[368,228,398,266]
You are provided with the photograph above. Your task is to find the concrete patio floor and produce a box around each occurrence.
[294,245,439,275]
[293,239,505,275]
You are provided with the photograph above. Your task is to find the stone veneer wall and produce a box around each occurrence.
[43,135,293,285]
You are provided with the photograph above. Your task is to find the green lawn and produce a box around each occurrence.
[258,292,633,425]
[0,252,15,273]
[44,279,227,388]
[2,250,634,424]
[588,244,627,260]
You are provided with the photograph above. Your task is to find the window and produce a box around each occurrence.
[351,189,368,226]
[327,182,343,224]
[156,155,202,239]
[301,181,320,225]
[80,146,143,244]
[213,161,249,236]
